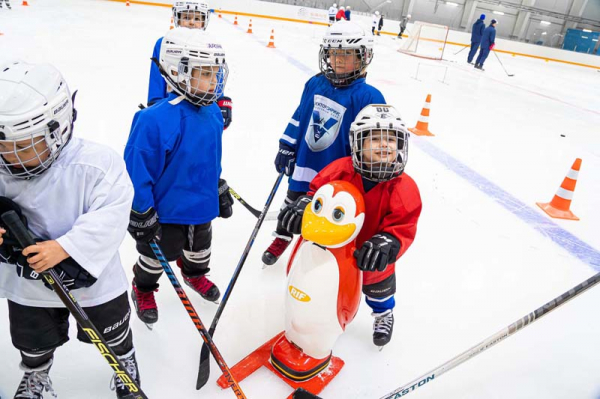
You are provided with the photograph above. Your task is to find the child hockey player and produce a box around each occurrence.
[262,20,386,266]
[147,1,232,129]
[125,27,234,328]
[278,104,422,347]
[0,60,140,397]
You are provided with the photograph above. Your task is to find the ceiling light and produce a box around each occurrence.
[446,2,459,6]
[582,29,592,32]
[581,36,588,39]
[541,32,547,35]
[493,11,504,15]
[540,21,551,25]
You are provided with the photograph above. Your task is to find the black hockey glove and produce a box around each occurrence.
[128,208,162,244]
[278,195,312,235]
[274,143,296,177]
[217,96,232,130]
[218,179,234,219]
[354,233,400,272]
[43,258,97,291]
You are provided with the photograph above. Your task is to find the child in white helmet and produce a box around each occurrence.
[126,27,234,329]
[0,60,140,397]
[262,21,386,267]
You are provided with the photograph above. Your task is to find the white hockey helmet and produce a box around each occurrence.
[0,61,75,179]
[333,3,337,7]
[159,27,228,106]
[375,10,380,15]
[349,104,408,182]
[173,0,210,30]
[319,20,374,87]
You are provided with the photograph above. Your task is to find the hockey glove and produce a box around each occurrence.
[128,208,162,244]
[490,43,495,50]
[354,233,400,272]
[218,179,234,219]
[217,96,233,130]
[43,258,97,291]
[278,195,312,235]
[275,143,296,176]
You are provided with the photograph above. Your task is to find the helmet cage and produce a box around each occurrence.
[173,1,210,30]
[163,57,228,106]
[350,123,408,182]
[319,45,373,87]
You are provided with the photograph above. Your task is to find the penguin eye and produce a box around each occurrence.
[313,198,323,214]
[332,207,345,222]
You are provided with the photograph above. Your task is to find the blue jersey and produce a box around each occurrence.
[148,37,167,106]
[471,19,485,43]
[280,74,385,192]
[481,25,496,48]
[125,92,224,225]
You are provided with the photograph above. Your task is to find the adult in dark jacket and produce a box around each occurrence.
[345,6,351,21]
[475,19,497,70]
[468,14,486,64]
[377,14,384,36]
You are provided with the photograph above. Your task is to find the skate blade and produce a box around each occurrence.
[378,345,385,352]
[145,323,154,331]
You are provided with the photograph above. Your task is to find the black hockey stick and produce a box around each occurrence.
[196,172,284,390]
[493,51,514,77]
[229,185,280,221]
[379,271,600,399]
[148,240,247,398]
[453,45,468,55]
[1,211,148,399]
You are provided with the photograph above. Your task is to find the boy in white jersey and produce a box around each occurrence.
[0,60,140,398]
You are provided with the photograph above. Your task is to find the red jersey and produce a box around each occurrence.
[308,157,422,286]
[336,9,347,20]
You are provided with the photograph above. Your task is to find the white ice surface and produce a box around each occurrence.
[1,1,600,398]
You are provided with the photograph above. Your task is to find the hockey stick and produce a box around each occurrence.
[196,172,284,390]
[229,186,280,221]
[379,271,600,399]
[493,51,515,77]
[148,239,247,398]
[0,211,148,399]
[453,45,468,55]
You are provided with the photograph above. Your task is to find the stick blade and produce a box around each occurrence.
[293,388,323,399]
[196,344,211,390]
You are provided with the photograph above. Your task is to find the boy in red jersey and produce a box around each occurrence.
[278,104,422,348]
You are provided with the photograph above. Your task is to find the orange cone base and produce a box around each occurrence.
[536,202,579,221]
[270,334,331,382]
[267,42,276,48]
[408,127,434,137]
[217,332,344,399]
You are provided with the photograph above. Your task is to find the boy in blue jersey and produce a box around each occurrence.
[125,27,233,327]
[148,1,233,128]
[262,20,386,266]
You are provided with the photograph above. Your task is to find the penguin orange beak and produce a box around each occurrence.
[301,206,357,247]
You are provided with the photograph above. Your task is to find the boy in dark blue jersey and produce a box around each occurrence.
[148,1,233,128]
[125,27,233,327]
[262,20,386,266]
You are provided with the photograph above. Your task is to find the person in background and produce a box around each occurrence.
[372,11,380,35]
[377,13,384,36]
[336,5,346,21]
[328,3,337,25]
[468,14,486,64]
[345,6,351,21]
[398,14,410,38]
[475,19,497,70]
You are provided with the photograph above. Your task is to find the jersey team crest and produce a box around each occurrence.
[305,95,346,152]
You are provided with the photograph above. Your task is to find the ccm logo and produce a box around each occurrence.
[288,286,311,302]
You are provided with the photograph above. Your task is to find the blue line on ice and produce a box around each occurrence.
[221,15,600,272]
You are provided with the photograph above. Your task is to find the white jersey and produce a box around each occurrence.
[373,14,380,27]
[328,6,337,17]
[0,137,134,308]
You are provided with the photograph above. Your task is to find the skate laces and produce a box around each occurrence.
[184,274,215,295]
[133,285,157,312]
[15,369,56,399]
[372,310,393,334]
[267,237,292,257]
[110,351,138,393]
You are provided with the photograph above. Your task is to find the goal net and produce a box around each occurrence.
[398,21,450,60]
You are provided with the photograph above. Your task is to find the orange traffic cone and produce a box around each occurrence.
[247,19,253,34]
[126,0,130,6]
[234,15,238,25]
[218,8,222,18]
[536,158,582,221]
[409,94,434,137]
[170,16,174,29]
[267,29,276,48]
[22,0,29,5]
